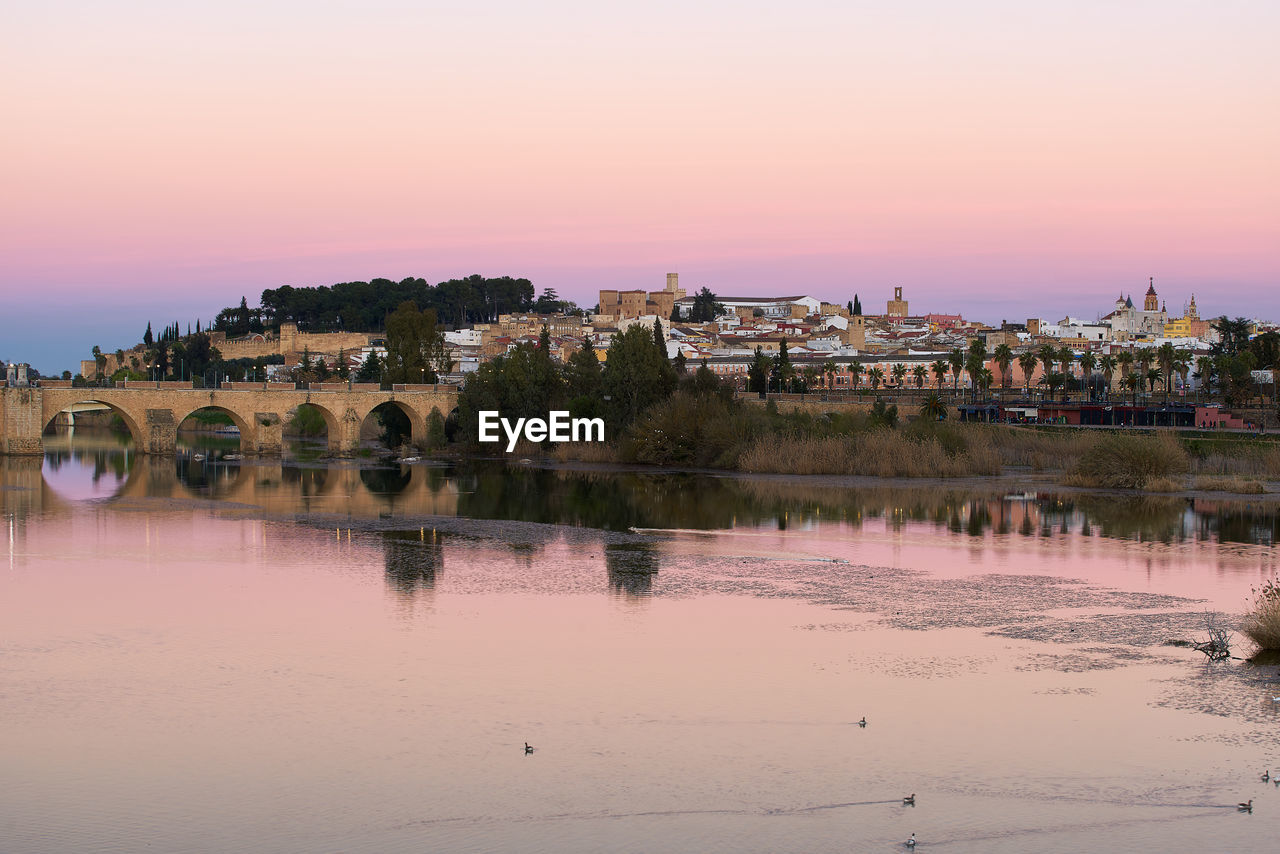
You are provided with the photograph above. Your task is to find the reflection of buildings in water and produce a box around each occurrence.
[605,543,658,598]
[383,528,444,597]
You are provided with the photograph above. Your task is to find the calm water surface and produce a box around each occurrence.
[2,431,1278,852]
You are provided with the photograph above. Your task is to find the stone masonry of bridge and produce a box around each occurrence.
[1,386,459,456]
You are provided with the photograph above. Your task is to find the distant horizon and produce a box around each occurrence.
[4,268,1273,377]
[4,1,1276,373]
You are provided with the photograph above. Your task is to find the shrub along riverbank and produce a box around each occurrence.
[443,317,1279,491]
[544,392,1280,491]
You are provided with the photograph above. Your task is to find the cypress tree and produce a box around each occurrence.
[853,295,862,316]
[143,322,153,348]
[653,318,664,353]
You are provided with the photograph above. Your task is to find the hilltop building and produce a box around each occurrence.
[887,287,909,317]
[598,273,687,320]
[1104,278,1168,339]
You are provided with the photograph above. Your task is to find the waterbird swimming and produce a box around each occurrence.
[904,833,916,848]
[1263,771,1271,783]
[524,742,535,754]
[858,717,867,728]
[903,794,915,806]
[1238,799,1252,812]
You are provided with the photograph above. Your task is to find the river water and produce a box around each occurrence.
[2,431,1278,853]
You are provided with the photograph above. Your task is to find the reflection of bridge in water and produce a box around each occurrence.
[1,385,458,456]
[110,456,460,520]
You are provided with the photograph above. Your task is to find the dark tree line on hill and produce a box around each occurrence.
[211,275,542,335]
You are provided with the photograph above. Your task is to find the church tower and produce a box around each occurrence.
[1188,294,1199,319]
[1144,277,1159,311]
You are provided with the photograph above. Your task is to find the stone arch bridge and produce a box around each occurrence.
[1,385,459,455]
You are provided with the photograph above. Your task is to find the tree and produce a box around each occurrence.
[748,346,771,396]
[1156,342,1176,400]
[771,339,794,392]
[912,364,927,389]
[1018,351,1038,394]
[91,346,105,381]
[921,392,946,421]
[533,287,562,314]
[335,348,350,380]
[964,352,985,401]
[1248,331,1280,403]
[565,336,603,401]
[852,294,862,316]
[689,288,722,323]
[948,348,965,397]
[653,318,665,353]
[384,301,450,384]
[868,366,885,390]
[992,343,1013,390]
[1212,316,1252,356]
[931,359,948,392]
[891,363,907,387]
[602,324,677,425]
[1057,347,1074,401]
[355,351,381,383]
[848,361,864,392]
[1099,354,1116,399]
[143,322,153,348]
[1079,352,1097,401]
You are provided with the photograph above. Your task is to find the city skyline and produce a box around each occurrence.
[4,0,1277,372]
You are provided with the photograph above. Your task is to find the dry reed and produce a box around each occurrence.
[1242,579,1280,651]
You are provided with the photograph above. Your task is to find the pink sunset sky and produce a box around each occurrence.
[2,0,1277,373]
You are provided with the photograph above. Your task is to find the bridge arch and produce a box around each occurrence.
[174,405,254,451]
[42,398,144,448]
[362,400,426,451]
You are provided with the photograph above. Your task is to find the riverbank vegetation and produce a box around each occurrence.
[444,318,1280,492]
[1242,579,1280,651]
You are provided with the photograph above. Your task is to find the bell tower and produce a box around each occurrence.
[1144,277,1158,312]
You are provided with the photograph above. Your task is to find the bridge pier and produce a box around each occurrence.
[144,409,178,454]
[251,413,283,455]
[0,388,44,455]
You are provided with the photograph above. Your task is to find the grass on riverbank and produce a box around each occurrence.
[1242,580,1280,651]
[548,392,1279,488]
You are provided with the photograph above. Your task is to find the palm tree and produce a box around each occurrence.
[965,352,985,401]
[1099,354,1116,400]
[891,363,907,388]
[912,364,927,389]
[1123,373,1141,405]
[1156,342,1176,400]
[1117,350,1134,388]
[1194,355,1216,398]
[1136,347,1155,401]
[868,366,885,390]
[1173,352,1191,398]
[921,392,946,421]
[1079,352,1097,401]
[1057,347,1074,401]
[931,359,948,392]
[1018,351,1039,396]
[1146,366,1164,397]
[1045,371,1064,400]
[822,359,836,390]
[948,348,965,398]
[1037,344,1057,383]
[848,362,863,393]
[978,367,994,399]
[992,343,1013,391]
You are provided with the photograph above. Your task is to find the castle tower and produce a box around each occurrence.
[887,286,908,317]
[1144,277,1158,311]
[665,272,686,301]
